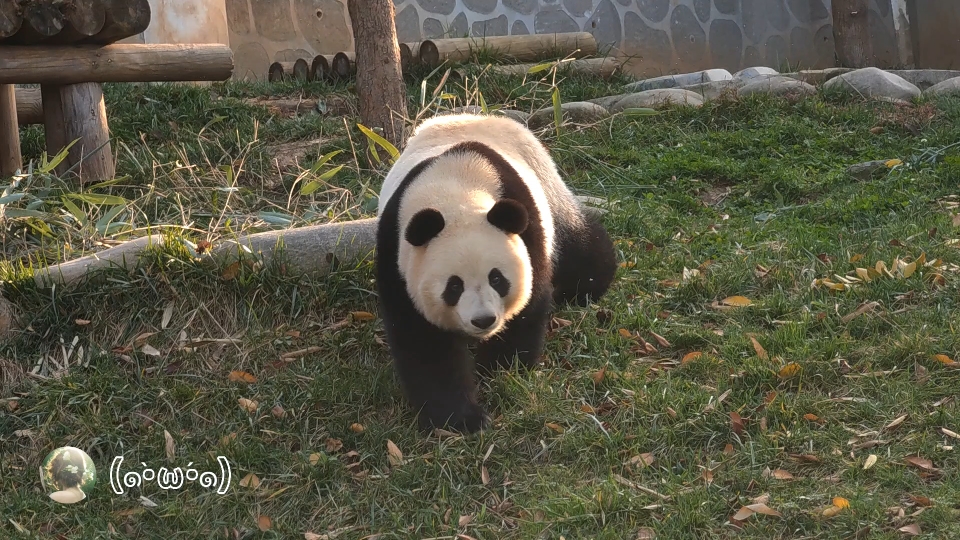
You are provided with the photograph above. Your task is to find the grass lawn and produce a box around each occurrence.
[2,64,960,539]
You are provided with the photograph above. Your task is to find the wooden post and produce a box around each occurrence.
[832,0,873,68]
[15,86,44,125]
[0,84,22,178]
[41,82,114,182]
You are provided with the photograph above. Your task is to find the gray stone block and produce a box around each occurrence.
[823,67,921,101]
[624,69,732,92]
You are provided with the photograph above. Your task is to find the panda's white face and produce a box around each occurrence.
[400,203,533,340]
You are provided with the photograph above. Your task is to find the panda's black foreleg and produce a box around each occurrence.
[475,292,552,375]
[552,212,618,307]
[385,323,490,434]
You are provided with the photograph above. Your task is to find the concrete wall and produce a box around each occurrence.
[121,0,229,46]
[907,1,960,69]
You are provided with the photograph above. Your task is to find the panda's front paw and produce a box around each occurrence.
[420,401,490,434]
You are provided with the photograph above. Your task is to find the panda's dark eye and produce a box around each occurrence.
[442,276,464,306]
[489,269,510,297]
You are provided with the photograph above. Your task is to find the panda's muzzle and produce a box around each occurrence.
[470,315,497,330]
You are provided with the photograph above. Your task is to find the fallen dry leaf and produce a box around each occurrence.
[681,351,703,364]
[933,354,957,366]
[221,262,240,280]
[702,468,714,485]
[723,443,734,455]
[627,453,655,468]
[833,497,850,509]
[732,502,782,521]
[635,527,656,539]
[592,365,607,384]
[747,334,768,359]
[386,439,403,467]
[309,453,323,465]
[941,427,960,440]
[350,423,365,433]
[228,370,257,384]
[908,495,933,507]
[884,414,908,431]
[898,523,921,536]
[75,318,91,326]
[481,465,489,485]
[841,301,880,323]
[238,398,258,414]
[239,473,260,488]
[770,469,794,480]
[730,411,745,436]
[163,430,175,462]
[617,328,633,339]
[325,438,343,452]
[904,456,935,471]
[351,311,376,321]
[458,514,473,527]
[257,515,272,531]
[650,331,671,348]
[721,295,753,307]
[545,422,564,433]
[778,363,802,379]
[271,404,286,418]
[864,454,878,470]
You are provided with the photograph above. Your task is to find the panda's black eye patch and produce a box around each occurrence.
[489,269,510,297]
[442,276,464,306]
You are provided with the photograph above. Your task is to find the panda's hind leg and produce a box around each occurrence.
[552,210,617,307]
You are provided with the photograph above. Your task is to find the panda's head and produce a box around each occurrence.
[400,198,533,339]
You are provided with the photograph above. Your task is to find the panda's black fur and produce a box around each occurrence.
[376,115,617,434]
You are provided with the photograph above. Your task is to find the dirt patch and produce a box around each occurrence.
[698,184,733,206]
[873,101,938,135]
[266,138,328,178]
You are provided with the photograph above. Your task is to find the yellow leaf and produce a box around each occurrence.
[351,311,375,321]
[822,505,843,517]
[855,267,872,282]
[386,439,403,467]
[902,261,917,278]
[309,453,322,465]
[618,328,634,339]
[228,370,257,384]
[849,253,864,263]
[239,472,260,488]
[681,351,703,364]
[864,454,878,470]
[257,515,272,531]
[721,295,753,307]
[580,403,596,414]
[350,422,365,433]
[833,497,850,509]
[933,354,957,366]
[885,159,902,168]
[778,363,801,379]
[591,365,607,384]
[238,397,258,414]
[545,422,564,433]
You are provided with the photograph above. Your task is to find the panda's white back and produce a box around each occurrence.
[376,113,584,244]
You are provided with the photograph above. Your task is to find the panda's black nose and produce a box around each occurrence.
[471,315,496,329]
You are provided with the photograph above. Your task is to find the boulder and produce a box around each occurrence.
[783,67,854,85]
[823,67,920,101]
[733,66,779,81]
[887,70,960,90]
[610,89,704,112]
[922,77,960,98]
[738,76,817,98]
[588,93,630,110]
[680,80,742,101]
[493,109,531,124]
[624,69,732,92]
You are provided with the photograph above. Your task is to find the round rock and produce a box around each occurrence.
[738,75,817,97]
[610,89,705,112]
[527,101,611,129]
[923,77,960,98]
[733,66,780,81]
[823,67,921,101]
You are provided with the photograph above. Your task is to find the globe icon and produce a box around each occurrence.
[40,446,97,504]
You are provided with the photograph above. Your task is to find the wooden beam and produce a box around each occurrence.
[15,86,43,125]
[0,84,22,178]
[41,82,115,183]
[418,32,598,68]
[0,44,234,84]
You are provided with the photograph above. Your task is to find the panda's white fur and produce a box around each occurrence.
[377,113,583,338]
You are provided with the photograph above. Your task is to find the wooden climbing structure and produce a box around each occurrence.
[0,0,234,183]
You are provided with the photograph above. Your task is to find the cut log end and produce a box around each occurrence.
[49,0,107,44]
[332,52,355,79]
[0,1,23,39]
[268,60,309,82]
[310,55,330,81]
[419,40,440,69]
[82,0,151,45]
[399,43,412,71]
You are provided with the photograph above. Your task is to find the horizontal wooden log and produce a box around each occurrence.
[15,86,43,125]
[0,44,234,85]
[4,1,64,45]
[0,2,22,40]
[46,0,106,45]
[310,54,333,81]
[269,59,309,82]
[419,32,598,68]
[489,57,624,79]
[332,51,355,79]
[80,0,151,45]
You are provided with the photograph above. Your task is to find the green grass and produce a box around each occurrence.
[2,64,960,539]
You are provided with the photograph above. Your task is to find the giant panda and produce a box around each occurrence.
[375,113,617,433]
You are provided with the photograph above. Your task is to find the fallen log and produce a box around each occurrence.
[14,86,42,125]
[268,59,309,82]
[5,0,64,45]
[80,0,151,45]
[331,51,355,79]
[0,1,22,40]
[419,32,598,68]
[0,43,235,84]
[488,57,624,79]
[310,54,333,81]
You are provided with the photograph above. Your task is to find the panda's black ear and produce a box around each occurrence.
[406,208,445,246]
[487,199,528,235]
